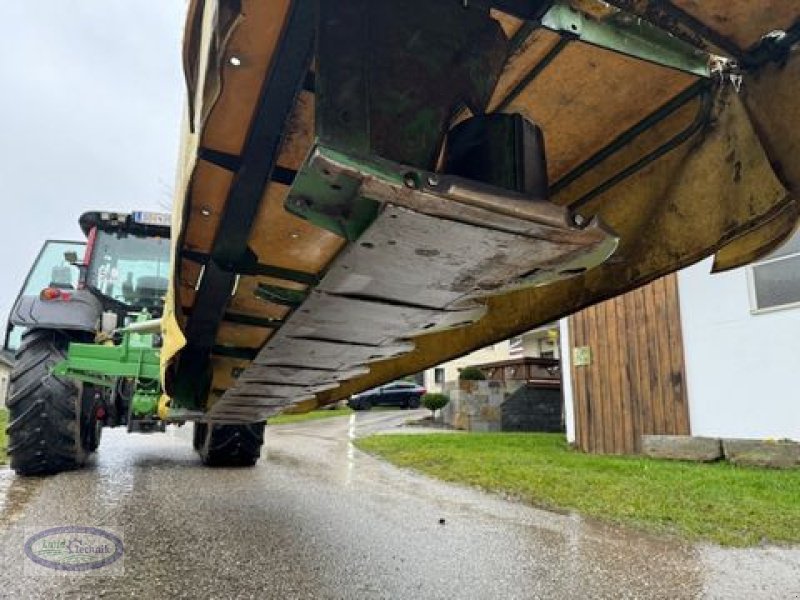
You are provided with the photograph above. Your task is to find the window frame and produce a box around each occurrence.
[85,229,171,308]
[4,239,86,352]
[385,382,416,389]
[746,245,800,315]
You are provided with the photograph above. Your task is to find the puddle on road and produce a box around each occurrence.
[345,414,356,486]
[266,413,364,484]
[0,470,42,527]
[0,420,794,598]
[266,416,800,597]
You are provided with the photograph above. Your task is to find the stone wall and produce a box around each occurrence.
[501,384,564,432]
[440,380,564,433]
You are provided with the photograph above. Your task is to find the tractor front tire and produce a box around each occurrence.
[7,330,91,476]
[194,422,265,467]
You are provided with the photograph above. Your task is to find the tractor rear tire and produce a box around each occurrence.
[6,330,91,476]
[194,422,265,467]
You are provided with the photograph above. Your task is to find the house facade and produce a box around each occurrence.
[560,229,800,452]
[423,324,560,394]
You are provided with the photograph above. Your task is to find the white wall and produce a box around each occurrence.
[423,342,512,394]
[678,258,800,441]
[422,325,561,394]
[522,333,560,359]
[559,318,576,443]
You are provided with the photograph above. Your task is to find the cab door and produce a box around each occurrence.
[4,240,86,351]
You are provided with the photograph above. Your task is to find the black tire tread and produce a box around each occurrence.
[7,329,88,476]
[195,422,265,467]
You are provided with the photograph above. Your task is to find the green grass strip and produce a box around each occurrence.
[269,407,353,425]
[355,433,800,546]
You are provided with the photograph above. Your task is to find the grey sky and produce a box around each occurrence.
[0,2,186,326]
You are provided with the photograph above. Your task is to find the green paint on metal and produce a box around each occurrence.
[308,0,509,238]
[53,336,160,385]
[318,146,409,186]
[53,312,161,413]
[285,145,381,240]
[542,3,710,77]
[131,390,160,418]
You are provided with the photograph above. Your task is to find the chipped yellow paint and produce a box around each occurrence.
[165,1,800,415]
[247,184,346,272]
[671,0,799,50]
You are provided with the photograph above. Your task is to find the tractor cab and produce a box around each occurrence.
[4,210,173,475]
[79,211,171,317]
[5,210,170,352]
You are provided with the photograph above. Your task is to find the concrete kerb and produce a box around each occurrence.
[642,435,800,468]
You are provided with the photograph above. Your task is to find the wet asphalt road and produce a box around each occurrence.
[0,410,798,599]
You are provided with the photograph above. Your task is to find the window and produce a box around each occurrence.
[87,230,171,310]
[385,382,416,389]
[434,368,445,384]
[21,241,85,296]
[749,229,800,313]
[6,240,86,351]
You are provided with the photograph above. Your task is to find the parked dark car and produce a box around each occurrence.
[348,381,427,410]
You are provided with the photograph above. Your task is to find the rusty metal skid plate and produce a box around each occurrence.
[240,365,370,387]
[251,335,415,371]
[289,146,618,299]
[282,292,487,345]
[211,147,617,418]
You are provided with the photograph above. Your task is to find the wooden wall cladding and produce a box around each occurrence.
[568,273,690,454]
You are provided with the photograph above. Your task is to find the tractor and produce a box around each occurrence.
[4,211,264,476]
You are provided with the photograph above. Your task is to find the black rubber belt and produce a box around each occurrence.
[568,87,713,211]
[174,0,316,403]
[495,36,570,112]
[212,346,260,360]
[181,307,282,329]
[198,147,298,186]
[181,249,318,286]
[552,79,709,195]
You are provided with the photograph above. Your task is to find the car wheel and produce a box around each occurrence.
[409,396,421,409]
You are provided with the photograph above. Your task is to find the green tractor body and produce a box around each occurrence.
[4,211,263,475]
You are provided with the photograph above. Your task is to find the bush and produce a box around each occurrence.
[421,393,449,419]
[458,366,486,381]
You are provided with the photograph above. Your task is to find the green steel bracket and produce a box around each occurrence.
[303,0,510,240]
[286,144,424,240]
[286,144,618,277]
[53,312,162,418]
[53,337,160,385]
[541,3,711,77]
[286,154,380,240]
[131,389,160,418]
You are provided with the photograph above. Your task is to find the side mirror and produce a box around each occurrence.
[64,251,79,265]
